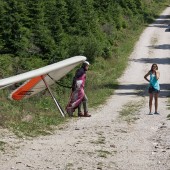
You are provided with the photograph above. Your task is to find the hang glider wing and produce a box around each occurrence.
[0,56,86,117]
[0,56,86,92]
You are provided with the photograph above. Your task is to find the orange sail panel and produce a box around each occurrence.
[11,76,43,100]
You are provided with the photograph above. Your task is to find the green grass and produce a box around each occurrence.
[119,100,144,123]
[0,91,67,137]
[65,162,74,170]
[0,141,6,151]
[90,131,106,145]
[96,150,111,158]
[90,136,106,145]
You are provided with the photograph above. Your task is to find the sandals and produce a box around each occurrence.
[78,112,84,117]
[78,112,91,117]
[84,112,91,117]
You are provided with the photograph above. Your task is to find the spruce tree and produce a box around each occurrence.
[0,0,31,56]
[27,0,56,59]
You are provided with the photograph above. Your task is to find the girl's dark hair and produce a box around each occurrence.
[151,64,158,71]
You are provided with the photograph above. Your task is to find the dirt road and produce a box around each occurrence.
[0,7,170,170]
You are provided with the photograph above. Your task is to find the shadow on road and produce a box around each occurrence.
[148,44,170,50]
[147,14,170,31]
[131,57,170,65]
[157,15,170,19]
[103,83,170,98]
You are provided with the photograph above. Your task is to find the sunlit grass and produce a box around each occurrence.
[96,150,111,158]
[119,100,144,123]
[0,141,6,151]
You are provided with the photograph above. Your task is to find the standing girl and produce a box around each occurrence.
[144,64,160,114]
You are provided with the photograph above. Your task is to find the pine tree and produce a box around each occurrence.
[0,0,6,52]
[45,0,70,61]
[27,0,56,59]
[0,0,31,55]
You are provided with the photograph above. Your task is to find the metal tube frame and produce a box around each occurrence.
[41,75,65,117]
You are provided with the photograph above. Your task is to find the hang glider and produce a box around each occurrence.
[0,56,87,117]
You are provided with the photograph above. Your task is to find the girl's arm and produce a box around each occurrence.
[144,71,150,82]
[155,70,160,80]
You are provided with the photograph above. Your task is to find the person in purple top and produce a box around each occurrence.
[66,61,91,117]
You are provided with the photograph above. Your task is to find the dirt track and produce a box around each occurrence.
[0,7,170,170]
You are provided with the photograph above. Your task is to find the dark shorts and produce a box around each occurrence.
[148,86,160,94]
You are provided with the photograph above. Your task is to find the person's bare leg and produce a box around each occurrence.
[149,93,153,114]
[154,93,159,113]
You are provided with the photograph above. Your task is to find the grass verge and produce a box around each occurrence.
[0,141,6,151]
[119,100,144,124]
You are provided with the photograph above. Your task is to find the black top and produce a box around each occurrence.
[75,67,86,79]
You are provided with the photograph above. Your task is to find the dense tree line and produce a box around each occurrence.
[0,0,168,70]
